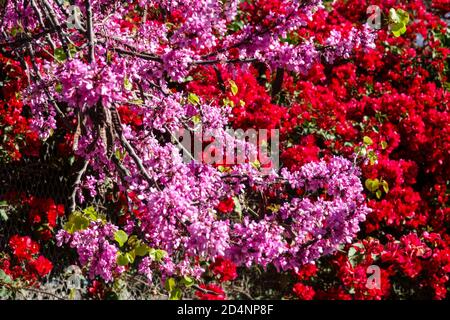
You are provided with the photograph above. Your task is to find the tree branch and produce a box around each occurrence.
[85,0,94,63]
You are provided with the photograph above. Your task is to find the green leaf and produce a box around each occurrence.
[114,230,128,247]
[363,136,373,146]
[368,150,378,165]
[127,235,138,247]
[148,248,167,261]
[0,269,12,284]
[180,275,194,287]
[389,8,400,23]
[0,203,8,221]
[347,244,365,268]
[380,141,388,150]
[229,80,238,96]
[191,114,201,125]
[54,47,67,62]
[134,243,150,257]
[115,149,127,161]
[389,8,409,37]
[64,212,90,234]
[391,23,407,37]
[154,249,167,262]
[125,251,135,264]
[188,93,200,105]
[11,26,23,37]
[124,77,132,91]
[82,206,98,220]
[376,189,383,199]
[117,253,129,266]
[365,178,380,193]
[169,288,182,300]
[68,44,78,58]
[165,277,176,292]
[396,9,410,24]
[381,180,389,193]
[55,82,63,93]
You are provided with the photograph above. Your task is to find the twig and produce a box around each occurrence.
[111,107,154,184]
[85,0,94,63]
[68,158,89,214]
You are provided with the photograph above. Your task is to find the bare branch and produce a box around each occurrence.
[85,0,94,63]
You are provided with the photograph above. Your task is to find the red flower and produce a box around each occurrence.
[88,280,106,299]
[29,255,53,277]
[296,263,318,281]
[210,257,238,282]
[8,235,40,261]
[293,283,315,300]
[195,284,226,300]
[216,197,235,214]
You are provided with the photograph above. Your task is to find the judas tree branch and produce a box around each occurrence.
[110,107,154,184]
[85,0,94,63]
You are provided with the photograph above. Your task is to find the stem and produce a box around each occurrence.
[85,0,94,63]
[68,158,89,214]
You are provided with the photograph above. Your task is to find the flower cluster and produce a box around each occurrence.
[56,221,125,282]
[0,235,53,282]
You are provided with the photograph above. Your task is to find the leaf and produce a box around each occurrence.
[389,8,409,37]
[148,248,167,261]
[125,251,135,264]
[389,8,400,23]
[64,212,90,234]
[229,80,238,96]
[124,77,132,91]
[134,243,150,257]
[218,165,231,173]
[376,189,383,199]
[180,275,194,287]
[380,141,388,150]
[188,93,200,105]
[191,114,201,125]
[381,180,389,193]
[114,230,128,247]
[365,178,380,193]
[54,47,67,62]
[348,246,358,258]
[169,288,182,300]
[396,9,410,24]
[55,82,63,93]
[0,207,8,221]
[347,243,365,267]
[82,206,98,220]
[267,203,281,213]
[363,136,373,145]
[392,23,407,37]
[251,159,261,170]
[154,249,167,262]
[117,253,129,266]
[0,270,12,284]
[165,277,176,292]
[368,150,378,165]
[127,235,138,247]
